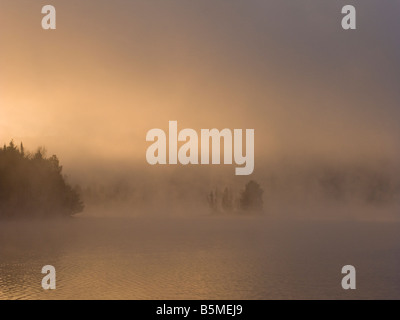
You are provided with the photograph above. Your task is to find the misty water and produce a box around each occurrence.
[0,216,399,300]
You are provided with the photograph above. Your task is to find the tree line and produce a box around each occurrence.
[207,180,264,215]
[0,141,84,218]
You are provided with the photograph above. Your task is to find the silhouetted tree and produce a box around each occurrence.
[240,180,263,212]
[207,190,218,213]
[222,187,233,213]
[0,141,84,218]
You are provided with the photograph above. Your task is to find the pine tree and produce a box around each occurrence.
[0,141,84,218]
[240,180,264,213]
[222,187,233,213]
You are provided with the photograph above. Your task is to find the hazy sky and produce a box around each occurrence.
[1,0,399,173]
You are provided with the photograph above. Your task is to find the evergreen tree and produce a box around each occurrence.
[222,187,233,213]
[240,180,264,212]
[0,141,84,218]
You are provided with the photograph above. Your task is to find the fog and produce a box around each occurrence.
[2,2,400,300]
[1,0,399,220]
[54,155,398,221]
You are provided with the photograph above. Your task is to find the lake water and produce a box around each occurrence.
[0,216,399,300]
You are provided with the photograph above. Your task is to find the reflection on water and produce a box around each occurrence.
[0,216,399,300]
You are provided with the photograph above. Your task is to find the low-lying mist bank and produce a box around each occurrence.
[65,158,400,221]
[2,140,398,221]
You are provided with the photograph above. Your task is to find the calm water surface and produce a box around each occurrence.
[0,216,399,299]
